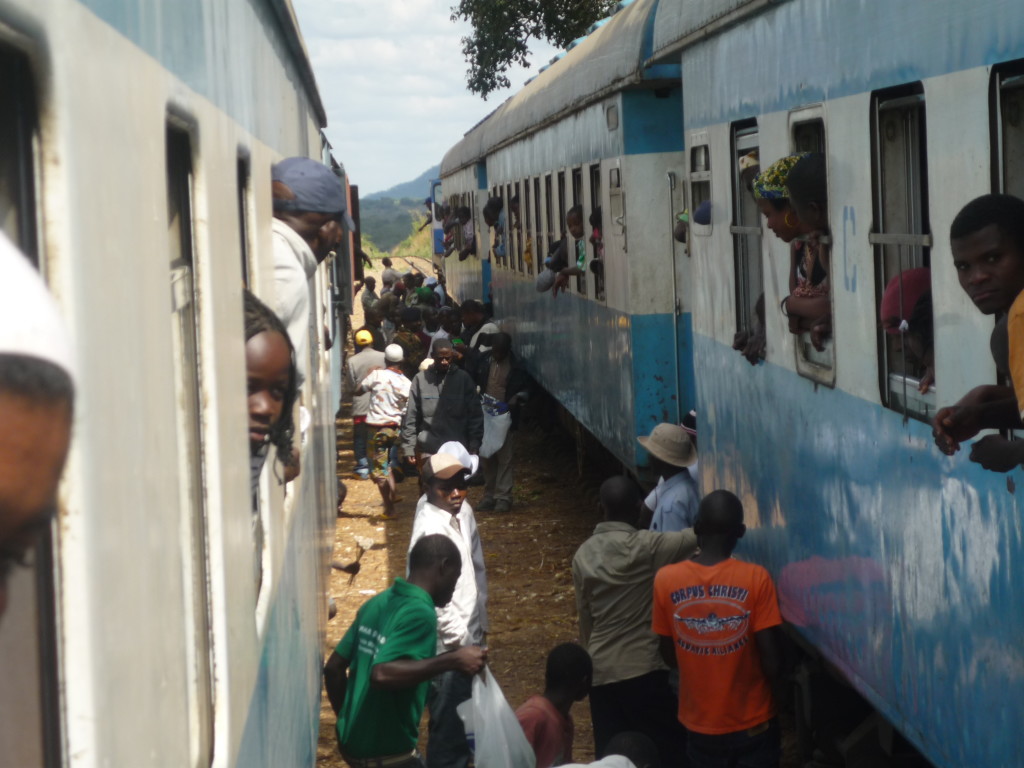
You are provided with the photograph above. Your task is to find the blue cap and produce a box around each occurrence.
[272,157,348,216]
[693,200,712,226]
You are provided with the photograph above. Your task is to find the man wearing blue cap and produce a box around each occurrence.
[271,156,353,387]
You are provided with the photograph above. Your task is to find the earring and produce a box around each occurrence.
[785,212,797,228]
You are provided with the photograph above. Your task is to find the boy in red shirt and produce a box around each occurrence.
[515,643,593,768]
[652,490,784,768]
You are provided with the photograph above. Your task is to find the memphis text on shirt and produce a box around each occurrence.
[358,625,386,656]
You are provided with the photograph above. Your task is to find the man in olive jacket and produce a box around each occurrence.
[401,339,484,467]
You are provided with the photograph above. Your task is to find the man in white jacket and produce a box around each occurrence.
[271,157,352,388]
[408,451,488,768]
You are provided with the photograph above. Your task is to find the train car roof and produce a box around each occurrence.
[647,0,781,67]
[267,0,329,126]
[441,0,659,175]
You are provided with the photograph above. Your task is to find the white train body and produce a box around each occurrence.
[0,1,342,765]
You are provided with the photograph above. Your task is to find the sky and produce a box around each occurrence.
[292,0,558,196]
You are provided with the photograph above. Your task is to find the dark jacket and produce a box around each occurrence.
[473,350,532,430]
[401,366,484,456]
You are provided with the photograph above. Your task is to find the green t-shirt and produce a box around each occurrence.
[335,578,438,758]
[575,238,586,271]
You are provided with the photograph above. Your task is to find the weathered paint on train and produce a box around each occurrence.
[679,1,1024,766]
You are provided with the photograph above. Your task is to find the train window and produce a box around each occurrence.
[993,62,1024,197]
[0,42,62,768]
[166,122,216,764]
[557,171,567,238]
[730,122,764,360]
[237,153,251,286]
[870,86,934,421]
[512,181,522,272]
[788,114,836,380]
[590,163,605,301]
[689,143,711,236]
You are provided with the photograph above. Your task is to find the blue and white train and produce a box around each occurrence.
[440,1,1024,766]
[0,1,348,765]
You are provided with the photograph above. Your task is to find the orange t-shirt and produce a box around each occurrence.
[651,557,782,735]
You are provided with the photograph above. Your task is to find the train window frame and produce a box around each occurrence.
[590,163,605,302]
[730,120,763,360]
[543,174,553,261]
[0,40,64,768]
[571,166,586,297]
[688,137,711,237]
[237,151,252,287]
[165,118,216,765]
[512,180,523,273]
[992,60,1024,197]
[869,85,934,422]
[523,178,533,274]
[785,110,837,385]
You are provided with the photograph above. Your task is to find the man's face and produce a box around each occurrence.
[0,394,71,618]
[433,348,454,374]
[953,223,1024,315]
[311,214,343,261]
[443,314,462,334]
[426,474,468,515]
[462,310,482,328]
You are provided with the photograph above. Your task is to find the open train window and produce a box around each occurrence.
[787,112,835,382]
[590,163,605,301]
[993,61,1024,197]
[166,122,215,765]
[512,181,523,272]
[0,42,63,768]
[689,141,711,236]
[730,121,764,360]
[870,85,934,422]
[523,179,533,274]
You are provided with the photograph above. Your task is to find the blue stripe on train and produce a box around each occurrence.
[694,333,1024,768]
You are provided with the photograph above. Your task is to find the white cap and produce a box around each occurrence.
[384,343,404,363]
[436,440,479,476]
[0,231,75,378]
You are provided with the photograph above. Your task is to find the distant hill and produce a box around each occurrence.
[364,165,440,201]
[358,198,425,252]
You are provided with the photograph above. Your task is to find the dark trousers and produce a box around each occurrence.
[353,420,369,468]
[426,669,472,768]
[685,719,780,768]
[589,670,689,768]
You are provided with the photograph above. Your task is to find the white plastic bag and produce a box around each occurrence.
[480,395,512,458]
[456,667,536,768]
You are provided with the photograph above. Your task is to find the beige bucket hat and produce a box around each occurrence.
[637,423,696,468]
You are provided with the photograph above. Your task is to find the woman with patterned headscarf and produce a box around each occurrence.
[753,153,832,351]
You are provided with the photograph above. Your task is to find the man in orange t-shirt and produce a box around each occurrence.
[652,490,784,768]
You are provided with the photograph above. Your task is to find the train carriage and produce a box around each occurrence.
[0,1,346,765]
[441,0,697,470]
[443,1,1024,766]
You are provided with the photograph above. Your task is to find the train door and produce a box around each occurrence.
[606,159,627,308]
[0,41,61,768]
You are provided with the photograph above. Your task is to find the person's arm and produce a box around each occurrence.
[572,563,593,648]
[649,529,699,568]
[657,635,677,669]
[968,434,1024,472]
[323,651,350,715]
[370,645,487,689]
[638,502,655,530]
[755,626,788,707]
[465,377,485,455]
[467,512,489,634]
[933,384,1019,454]
[400,376,421,458]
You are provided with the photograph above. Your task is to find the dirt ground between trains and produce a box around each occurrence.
[317,265,797,767]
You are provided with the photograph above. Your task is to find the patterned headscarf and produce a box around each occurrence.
[752,153,809,201]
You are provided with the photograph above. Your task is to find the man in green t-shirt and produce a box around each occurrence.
[324,534,488,768]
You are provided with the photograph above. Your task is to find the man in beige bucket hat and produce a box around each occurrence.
[637,424,699,533]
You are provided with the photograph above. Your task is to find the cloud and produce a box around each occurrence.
[292,0,557,194]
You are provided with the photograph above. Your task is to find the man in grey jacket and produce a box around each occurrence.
[401,339,484,467]
[345,329,386,479]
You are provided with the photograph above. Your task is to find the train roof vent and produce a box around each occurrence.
[567,35,588,50]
